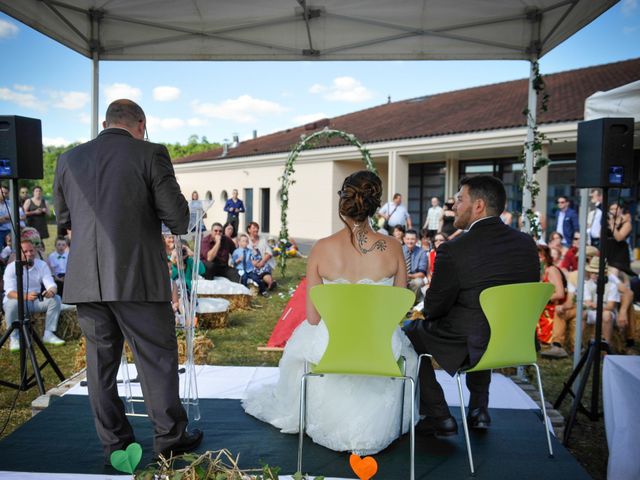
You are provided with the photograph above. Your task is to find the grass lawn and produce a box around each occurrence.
[0,228,609,478]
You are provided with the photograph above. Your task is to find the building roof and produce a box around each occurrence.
[175,57,640,164]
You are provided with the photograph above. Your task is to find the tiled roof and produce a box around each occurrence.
[174,58,640,164]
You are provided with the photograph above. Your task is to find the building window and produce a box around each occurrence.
[408,162,446,229]
[220,190,228,202]
[205,190,212,201]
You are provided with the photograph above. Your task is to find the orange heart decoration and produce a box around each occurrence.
[349,453,378,480]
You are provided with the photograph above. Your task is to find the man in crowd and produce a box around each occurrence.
[587,188,603,247]
[402,229,429,302]
[3,239,63,351]
[423,197,443,239]
[379,193,412,230]
[201,222,240,282]
[223,189,245,234]
[0,185,13,248]
[19,186,30,206]
[404,175,539,436]
[54,99,202,464]
[555,196,579,247]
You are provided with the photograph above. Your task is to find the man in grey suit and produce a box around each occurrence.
[54,99,202,463]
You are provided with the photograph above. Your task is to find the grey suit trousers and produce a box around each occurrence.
[77,301,188,458]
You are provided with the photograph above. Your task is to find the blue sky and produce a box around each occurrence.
[1,1,639,146]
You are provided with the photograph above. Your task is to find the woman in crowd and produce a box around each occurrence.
[606,202,633,276]
[427,232,448,283]
[24,185,49,240]
[392,224,405,244]
[247,221,276,291]
[440,197,461,239]
[223,222,238,247]
[536,245,567,346]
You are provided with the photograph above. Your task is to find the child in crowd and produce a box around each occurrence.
[232,234,267,295]
[48,236,68,295]
[0,233,12,265]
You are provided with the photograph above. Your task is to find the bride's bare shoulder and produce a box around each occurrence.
[309,231,345,255]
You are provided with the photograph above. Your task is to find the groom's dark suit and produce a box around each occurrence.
[405,216,539,416]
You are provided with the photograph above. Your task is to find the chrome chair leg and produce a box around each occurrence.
[532,363,554,458]
[456,372,475,475]
[399,355,406,437]
[407,376,416,480]
[297,374,308,474]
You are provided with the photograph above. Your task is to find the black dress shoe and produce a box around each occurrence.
[158,429,204,458]
[467,407,491,429]
[416,415,458,437]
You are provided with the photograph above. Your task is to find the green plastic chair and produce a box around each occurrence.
[418,282,554,475]
[300,283,416,479]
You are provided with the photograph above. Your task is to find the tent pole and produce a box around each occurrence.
[574,188,589,369]
[522,59,536,233]
[91,52,99,139]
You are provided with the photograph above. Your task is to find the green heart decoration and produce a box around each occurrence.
[110,442,142,473]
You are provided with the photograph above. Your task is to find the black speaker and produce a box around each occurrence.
[0,115,43,179]
[576,117,635,188]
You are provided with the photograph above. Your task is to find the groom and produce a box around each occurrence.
[404,175,539,436]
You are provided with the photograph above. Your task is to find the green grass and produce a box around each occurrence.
[0,234,608,478]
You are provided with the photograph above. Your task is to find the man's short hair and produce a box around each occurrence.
[211,222,223,230]
[557,195,568,202]
[105,100,145,128]
[392,193,402,200]
[405,229,418,237]
[459,175,506,217]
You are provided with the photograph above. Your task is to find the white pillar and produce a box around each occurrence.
[387,151,409,202]
[522,60,537,233]
[91,52,99,139]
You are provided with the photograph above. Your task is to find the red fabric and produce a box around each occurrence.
[266,278,307,348]
[560,246,578,272]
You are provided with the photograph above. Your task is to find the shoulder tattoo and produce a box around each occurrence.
[355,227,386,254]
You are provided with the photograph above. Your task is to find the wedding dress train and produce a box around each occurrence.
[242,276,418,455]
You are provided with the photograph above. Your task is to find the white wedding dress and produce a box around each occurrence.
[242,276,418,455]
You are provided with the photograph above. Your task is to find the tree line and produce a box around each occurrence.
[16,135,220,198]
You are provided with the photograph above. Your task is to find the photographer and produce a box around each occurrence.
[2,239,63,351]
[170,242,204,293]
[200,222,240,282]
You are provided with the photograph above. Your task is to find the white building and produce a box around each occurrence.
[174,58,640,241]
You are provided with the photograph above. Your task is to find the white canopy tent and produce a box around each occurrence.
[0,0,620,226]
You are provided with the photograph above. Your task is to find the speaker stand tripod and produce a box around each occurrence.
[553,186,611,445]
[0,178,64,394]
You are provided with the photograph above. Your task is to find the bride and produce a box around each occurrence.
[242,170,418,455]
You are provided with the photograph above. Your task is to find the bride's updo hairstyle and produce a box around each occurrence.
[338,170,383,250]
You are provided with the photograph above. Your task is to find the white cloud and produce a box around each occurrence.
[187,117,209,127]
[191,95,288,123]
[104,83,142,103]
[42,136,71,147]
[309,84,327,94]
[146,115,185,130]
[293,112,327,124]
[623,25,639,34]
[153,86,181,102]
[0,19,18,39]
[622,0,638,16]
[50,90,90,110]
[309,76,374,103]
[13,84,33,92]
[78,112,91,125]
[0,86,45,111]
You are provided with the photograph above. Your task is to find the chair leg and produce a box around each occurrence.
[407,377,416,480]
[456,373,475,475]
[297,374,308,474]
[532,363,554,458]
[399,355,406,437]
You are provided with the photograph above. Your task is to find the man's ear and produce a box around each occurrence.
[102,120,107,129]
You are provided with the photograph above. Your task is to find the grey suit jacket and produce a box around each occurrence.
[54,128,189,304]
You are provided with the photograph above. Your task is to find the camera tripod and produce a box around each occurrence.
[0,178,64,394]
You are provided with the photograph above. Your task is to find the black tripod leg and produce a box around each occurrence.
[563,344,596,445]
[30,327,66,382]
[21,323,46,394]
[554,342,591,409]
